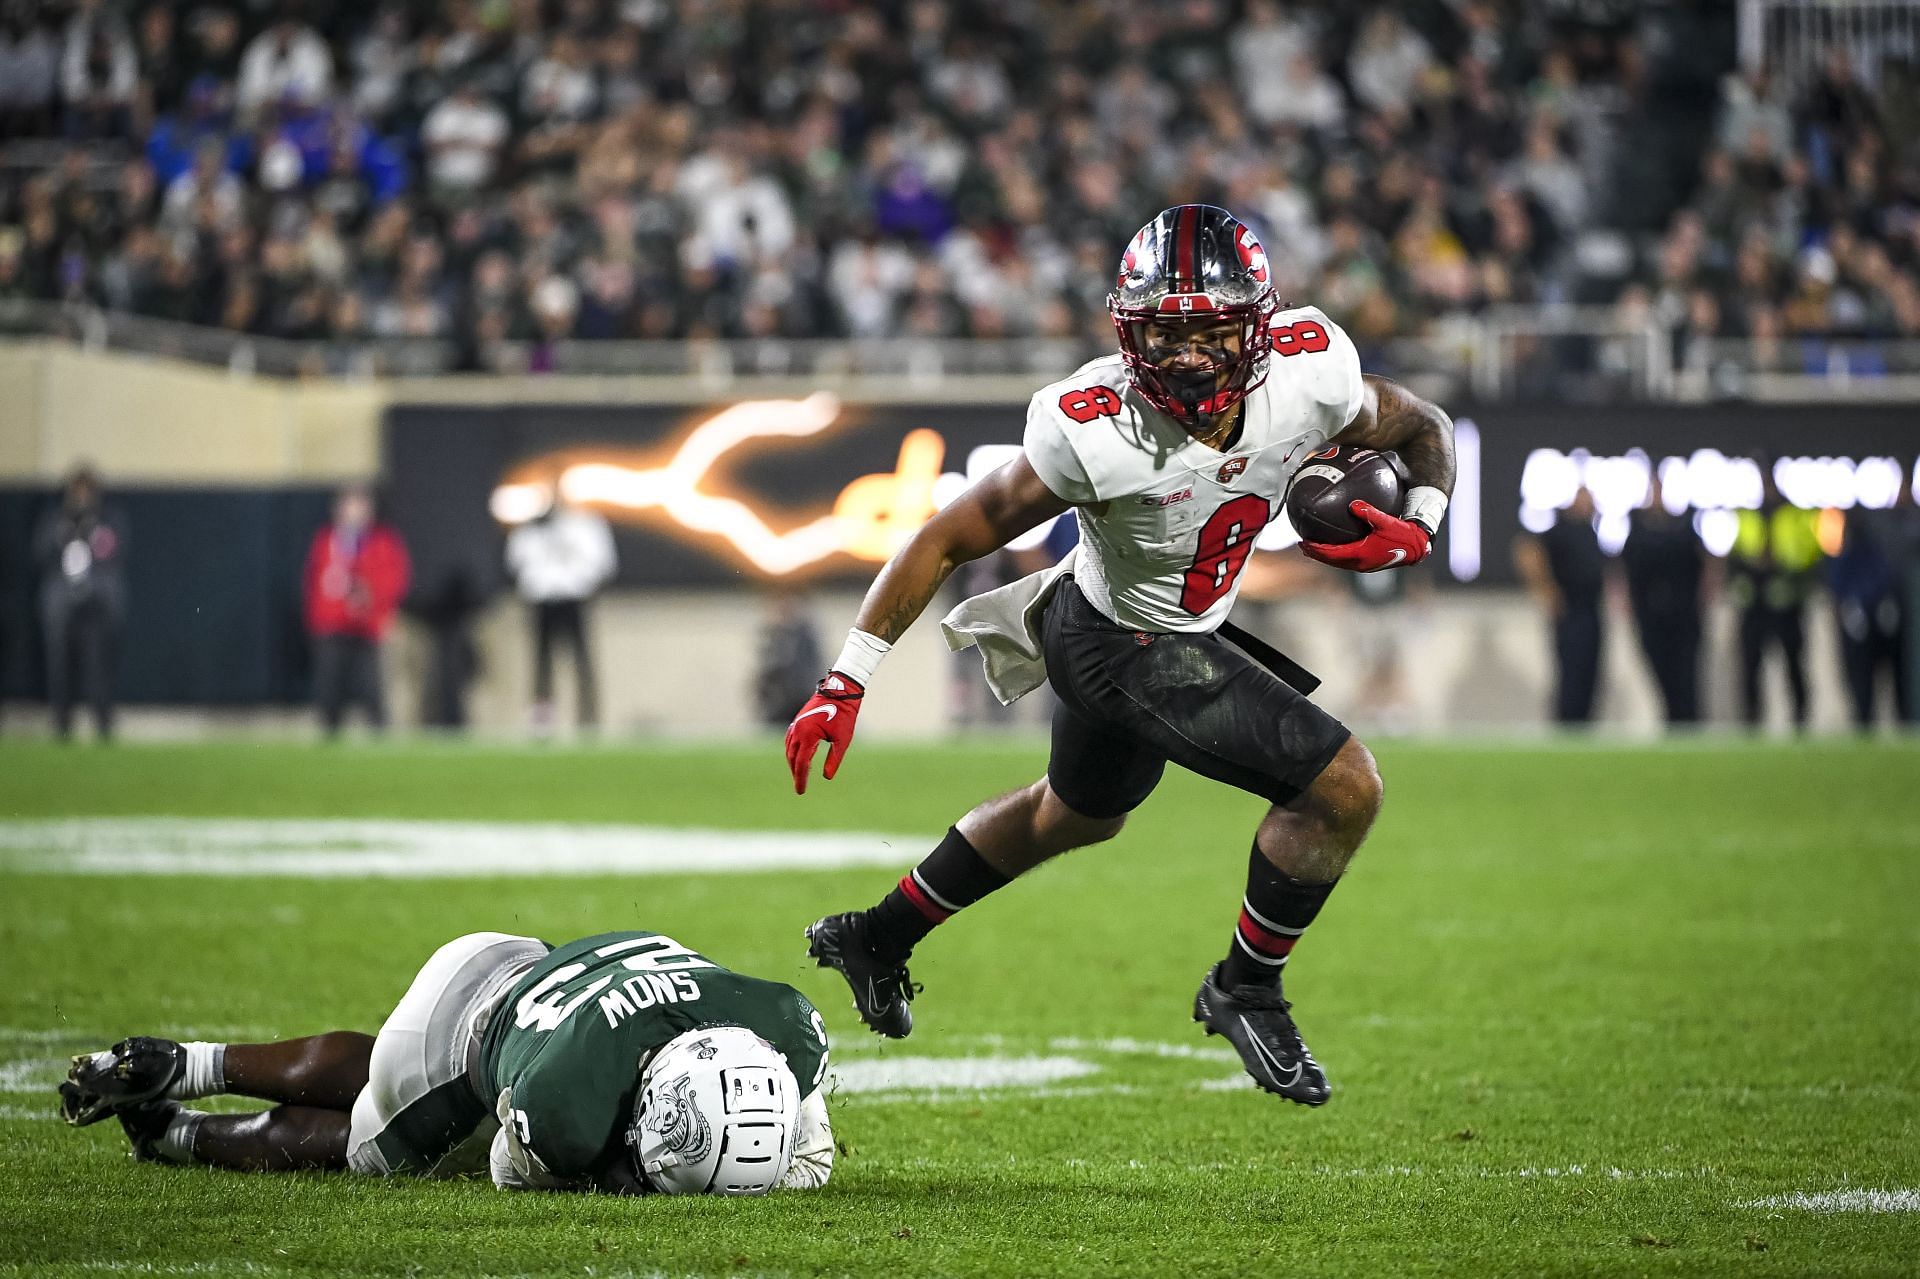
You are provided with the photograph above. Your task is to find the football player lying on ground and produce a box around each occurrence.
[59,928,834,1196]
[788,204,1454,1106]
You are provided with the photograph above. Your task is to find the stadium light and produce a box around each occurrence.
[493,398,1060,576]
[1449,418,1481,581]
[1519,447,1914,556]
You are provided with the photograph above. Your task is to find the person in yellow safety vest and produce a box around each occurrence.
[1728,473,1824,729]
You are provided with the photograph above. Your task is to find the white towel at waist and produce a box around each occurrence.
[938,549,1079,706]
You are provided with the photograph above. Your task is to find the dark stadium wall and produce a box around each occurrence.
[0,488,333,704]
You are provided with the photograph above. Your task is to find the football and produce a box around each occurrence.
[1284,445,1409,543]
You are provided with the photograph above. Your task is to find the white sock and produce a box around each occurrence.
[169,1042,226,1101]
[154,1108,205,1164]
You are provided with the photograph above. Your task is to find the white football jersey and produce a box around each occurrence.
[1022,306,1365,634]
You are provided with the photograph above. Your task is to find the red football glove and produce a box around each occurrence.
[784,671,865,795]
[1301,501,1433,572]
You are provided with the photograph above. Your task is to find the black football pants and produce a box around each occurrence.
[1039,580,1350,819]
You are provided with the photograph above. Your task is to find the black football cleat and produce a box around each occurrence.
[1193,964,1331,1106]
[116,1099,182,1163]
[805,912,916,1039]
[60,1036,186,1127]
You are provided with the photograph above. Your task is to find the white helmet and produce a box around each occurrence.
[626,1026,799,1196]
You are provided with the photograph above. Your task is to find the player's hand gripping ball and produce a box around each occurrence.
[1286,445,1431,572]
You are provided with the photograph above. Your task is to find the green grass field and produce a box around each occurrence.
[0,737,1916,1277]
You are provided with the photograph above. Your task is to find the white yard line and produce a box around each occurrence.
[828,1054,1098,1094]
[1742,1189,1920,1213]
[0,1057,61,1092]
[0,818,925,878]
[1044,1035,1237,1062]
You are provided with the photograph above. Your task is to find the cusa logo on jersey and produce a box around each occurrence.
[1217,457,1248,484]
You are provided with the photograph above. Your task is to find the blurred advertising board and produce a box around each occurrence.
[385,398,1920,594]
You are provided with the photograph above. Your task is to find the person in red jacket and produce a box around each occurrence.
[304,484,411,736]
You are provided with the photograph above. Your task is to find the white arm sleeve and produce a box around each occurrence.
[488,1124,535,1191]
[489,1088,574,1192]
[1021,394,1098,505]
[777,1089,835,1191]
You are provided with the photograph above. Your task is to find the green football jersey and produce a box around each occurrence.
[479,930,829,1179]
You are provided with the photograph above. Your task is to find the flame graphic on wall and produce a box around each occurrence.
[489,394,949,576]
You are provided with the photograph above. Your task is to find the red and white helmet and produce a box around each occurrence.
[1108,204,1279,428]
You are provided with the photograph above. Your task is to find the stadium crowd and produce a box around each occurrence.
[0,0,1909,372]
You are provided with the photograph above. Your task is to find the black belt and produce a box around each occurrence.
[1219,620,1322,696]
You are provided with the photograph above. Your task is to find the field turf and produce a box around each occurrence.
[0,737,1916,1277]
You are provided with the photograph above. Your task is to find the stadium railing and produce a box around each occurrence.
[1739,0,1920,92]
[4,296,1912,403]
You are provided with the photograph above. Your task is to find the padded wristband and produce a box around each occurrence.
[832,629,892,686]
[1403,486,1449,534]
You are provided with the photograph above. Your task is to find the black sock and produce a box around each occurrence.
[1219,840,1339,990]
[864,827,1010,961]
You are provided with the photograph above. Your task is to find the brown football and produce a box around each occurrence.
[1284,445,1409,544]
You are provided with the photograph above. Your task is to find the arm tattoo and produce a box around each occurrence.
[1339,376,1456,495]
[864,558,956,645]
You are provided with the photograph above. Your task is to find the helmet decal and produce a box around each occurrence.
[643,1073,713,1166]
[1236,226,1270,284]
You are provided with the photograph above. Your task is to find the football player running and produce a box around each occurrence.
[787,205,1454,1106]
[59,928,834,1195]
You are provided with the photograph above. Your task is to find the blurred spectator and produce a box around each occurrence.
[0,12,61,139]
[414,570,482,732]
[1621,477,1708,726]
[754,590,823,729]
[505,497,617,733]
[235,13,331,120]
[33,465,126,741]
[60,5,137,140]
[1728,472,1822,730]
[303,483,410,737]
[1825,507,1912,729]
[421,82,508,200]
[1347,11,1433,116]
[1514,487,1606,725]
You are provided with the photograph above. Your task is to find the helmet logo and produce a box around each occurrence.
[690,1038,719,1061]
[1236,227,1270,284]
[644,1074,713,1165]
